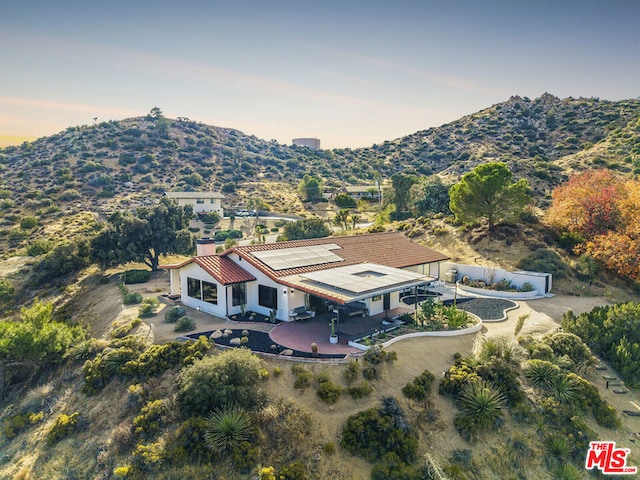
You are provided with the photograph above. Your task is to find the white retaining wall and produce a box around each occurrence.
[441,262,552,294]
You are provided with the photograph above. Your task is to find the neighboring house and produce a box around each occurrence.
[162,232,450,322]
[345,185,381,202]
[165,191,225,216]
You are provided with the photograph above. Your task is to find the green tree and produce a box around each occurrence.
[297,174,323,202]
[282,217,331,241]
[334,209,350,230]
[334,193,357,209]
[449,162,531,231]
[386,173,416,214]
[91,198,194,271]
[410,176,451,215]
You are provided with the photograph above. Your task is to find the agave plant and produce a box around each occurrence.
[524,359,561,390]
[458,380,506,430]
[204,405,253,454]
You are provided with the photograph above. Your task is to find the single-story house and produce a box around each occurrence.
[345,185,381,202]
[163,232,450,322]
[165,191,225,216]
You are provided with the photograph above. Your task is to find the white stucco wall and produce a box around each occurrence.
[174,197,224,216]
[441,262,552,294]
[179,262,227,317]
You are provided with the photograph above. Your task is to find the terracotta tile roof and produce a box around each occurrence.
[230,232,449,279]
[194,256,256,285]
[160,256,255,285]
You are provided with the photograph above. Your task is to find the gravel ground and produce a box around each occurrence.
[184,329,346,359]
[442,297,517,321]
[402,295,517,321]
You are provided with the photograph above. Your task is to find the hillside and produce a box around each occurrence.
[0,95,638,229]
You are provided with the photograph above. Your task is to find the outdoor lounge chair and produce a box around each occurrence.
[339,301,367,317]
[289,306,314,321]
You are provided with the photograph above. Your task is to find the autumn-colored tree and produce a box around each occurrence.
[545,170,625,238]
[547,171,640,280]
[584,179,640,280]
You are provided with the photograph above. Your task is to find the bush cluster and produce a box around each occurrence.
[292,365,314,390]
[164,306,186,323]
[138,297,159,318]
[47,412,80,445]
[174,315,196,332]
[123,269,151,284]
[1,411,44,438]
[133,399,168,437]
[341,397,417,464]
[316,375,342,404]
[402,369,435,401]
[347,381,373,399]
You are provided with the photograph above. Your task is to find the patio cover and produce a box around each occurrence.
[281,262,434,304]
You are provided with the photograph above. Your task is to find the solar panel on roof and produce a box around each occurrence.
[252,244,344,271]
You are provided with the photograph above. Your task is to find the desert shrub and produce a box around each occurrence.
[540,332,596,373]
[402,369,435,402]
[110,318,142,339]
[133,399,168,437]
[343,359,360,385]
[1,411,44,439]
[165,416,211,463]
[316,380,342,404]
[371,452,425,480]
[31,241,91,285]
[341,399,417,463]
[20,216,38,230]
[121,336,209,380]
[131,441,165,472]
[362,366,378,381]
[439,362,481,398]
[174,316,196,332]
[475,358,525,406]
[292,365,314,390]
[164,306,187,323]
[26,239,53,256]
[82,340,147,394]
[273,367,283,377]
[231,440,260,473]
[123,291,143,305]
[47,412,80,445]
[0,278,14,306]
[277,461,307,480]
[138,297,159,318]
[177,348,267,415]
[363,346,397,365]
[123,269,151,284]
[347,381,373,399]
[516,248,567,277]
[323,442,336,455]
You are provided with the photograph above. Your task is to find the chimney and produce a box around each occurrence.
[196,238,218,256]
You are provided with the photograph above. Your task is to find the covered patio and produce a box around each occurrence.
[270,306,412,354]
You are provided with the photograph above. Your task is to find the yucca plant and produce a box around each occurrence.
[544,434,572,468]
[549,374,578,404]
[458,380,506,430]
[204,405,253,455]
[524,359,561,390]
[551,462,581,480]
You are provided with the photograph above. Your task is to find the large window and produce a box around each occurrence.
[187,277,217,304]
[187,277,201,300]
[196,198,204,204]
[232,283,246,306]
[258,285,278,309]
[202,280,218,304]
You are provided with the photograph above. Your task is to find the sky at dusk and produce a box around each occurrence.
[1,0,638,149]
